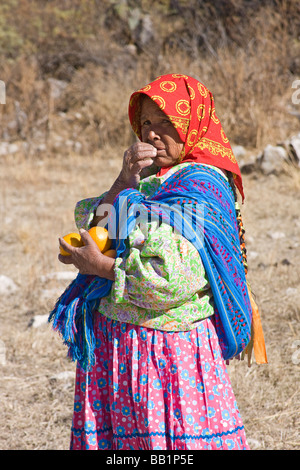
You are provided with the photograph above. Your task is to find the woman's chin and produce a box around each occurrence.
[155,156,177,167]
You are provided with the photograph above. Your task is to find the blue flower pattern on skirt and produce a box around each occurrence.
[70,314,249,450]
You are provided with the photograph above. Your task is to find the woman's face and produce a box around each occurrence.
[140,96,184,168]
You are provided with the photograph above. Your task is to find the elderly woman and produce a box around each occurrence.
[50,74,267,450]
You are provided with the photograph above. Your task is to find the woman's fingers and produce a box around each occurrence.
[58,233,104,275]
[78,228,95,246]
[130,156,155,173]
[58,237,74,257]
[58,237,78,265]
[120,143,158,188]
[58,252,74,264]
[125,143,157,166]
[125,145,157,176]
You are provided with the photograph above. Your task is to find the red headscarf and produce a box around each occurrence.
[128,73,244,201]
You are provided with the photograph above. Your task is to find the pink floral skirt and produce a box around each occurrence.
[70,313,249,450]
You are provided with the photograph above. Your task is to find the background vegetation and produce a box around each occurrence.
[1,0,300,156]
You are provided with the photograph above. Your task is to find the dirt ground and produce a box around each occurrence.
[0,149,299,450]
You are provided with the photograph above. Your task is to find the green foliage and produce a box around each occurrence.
[0,6,24,58]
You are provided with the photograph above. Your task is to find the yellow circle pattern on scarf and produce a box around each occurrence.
[210,108,220,125]
[187,129,198,147]
[172,73,189,79]
[188,85,196,100]
[176,99,190,116]
[197,104,205,121]
[160,81,177,93]
[197,82,208,98]
[152,95,166,110]
[140,84,151,92]
[221,128,229,143]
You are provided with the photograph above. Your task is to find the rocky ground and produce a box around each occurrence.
[0,141,299,450]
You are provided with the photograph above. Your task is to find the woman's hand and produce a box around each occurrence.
[91,142,157,228]
[119,142,158,189]
[58,229,115,281]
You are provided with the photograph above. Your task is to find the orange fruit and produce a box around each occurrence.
[60,232,83,256]
[103,249,117,258]
[88,226,111,253]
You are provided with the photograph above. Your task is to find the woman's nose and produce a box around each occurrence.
[148,129,160,142]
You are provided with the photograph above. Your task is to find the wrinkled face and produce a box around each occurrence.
[140,95,184,168]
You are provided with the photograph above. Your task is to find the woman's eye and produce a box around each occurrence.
[141,118,171,127]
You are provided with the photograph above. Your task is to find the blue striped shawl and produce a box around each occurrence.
[49,164,252,371]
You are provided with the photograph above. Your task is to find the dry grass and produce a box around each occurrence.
[0,149,300,450]
[0,151,120,450]
[0,0,300,451]
[228,171,300,450]
[1,1,300,154]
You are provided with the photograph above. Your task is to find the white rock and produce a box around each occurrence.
[8,143,19,154]
[124,44,137,55]
[74,141,82,153]
[260,144,288,174]
[7,120,18,130]
[47,78,68,100]
[4,216,13,225]
[40,271,77,282]
[247,438,262,450]
[246,235,254,244]
[134,14,154,46]
[286,287,298,297]
[0,142,21,156]
[0,340,6,366]
[269,231,286,240]
[31,314,49,328]
[0,275,18,295]
[232,145,246,159]
[248,251,259,260]
[36,143,47,152]
[40,288,62,300]
[0,142,9,156]
[51,371,75,381]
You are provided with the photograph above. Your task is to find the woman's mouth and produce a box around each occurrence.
[155,148,166,155]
